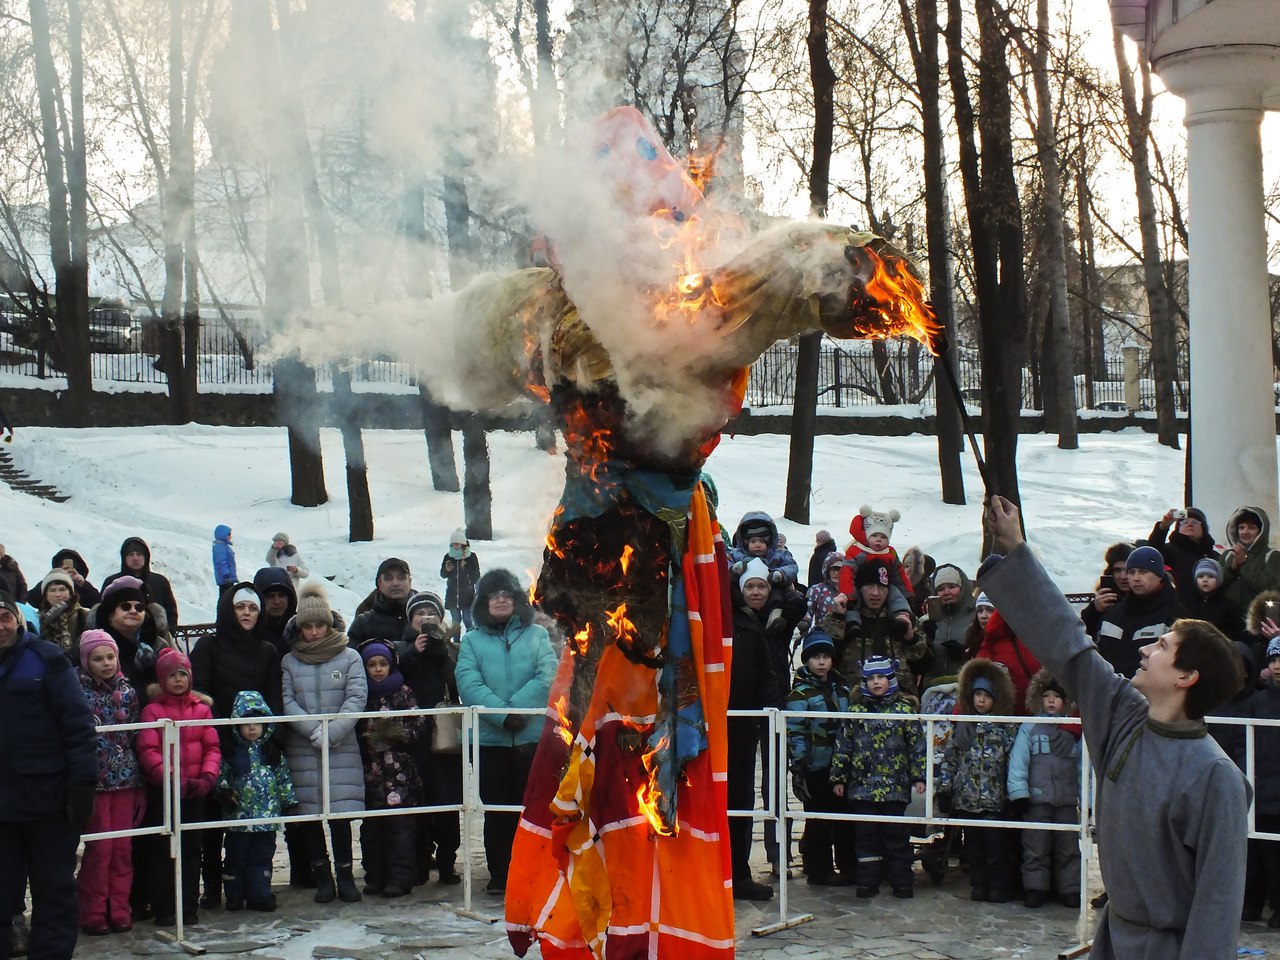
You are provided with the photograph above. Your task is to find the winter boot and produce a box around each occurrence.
[312,860,336,905]
[335,863,362,903]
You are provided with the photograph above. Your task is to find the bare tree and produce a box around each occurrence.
[29,0,92,420]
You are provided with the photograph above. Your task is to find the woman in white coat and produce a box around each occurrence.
[282,583,367,904]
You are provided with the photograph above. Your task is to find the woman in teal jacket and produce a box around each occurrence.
[455,568,555,893]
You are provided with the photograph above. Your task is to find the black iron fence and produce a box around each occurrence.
[0,308,1182,410]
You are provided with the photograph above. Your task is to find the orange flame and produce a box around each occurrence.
[619,544,634,576]
[572,624,591,657]
[851,246,943,355]
[552,695,573,747]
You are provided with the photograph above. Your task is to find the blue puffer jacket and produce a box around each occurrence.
[786,666,850,771]
[455,570,556,747]
[212,524,237,587]
[727,510,799,583]
[78,669,141,792]
[216,690,297,832]
[0,630,97,819]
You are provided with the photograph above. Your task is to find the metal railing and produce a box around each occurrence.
[83,701,1269,956]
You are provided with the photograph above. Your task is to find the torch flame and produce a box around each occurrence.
[852,246,943,355]
[552,695,573,747]
[619,544,634,575]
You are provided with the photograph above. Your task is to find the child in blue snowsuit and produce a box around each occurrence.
[216,690,297,912]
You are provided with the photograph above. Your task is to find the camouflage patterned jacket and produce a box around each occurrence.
[829,692,926,803]
[938,658,1018,813]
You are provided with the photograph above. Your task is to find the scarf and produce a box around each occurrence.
[367,670,405,698]
[291,627,349,665]
[41,600,78,653]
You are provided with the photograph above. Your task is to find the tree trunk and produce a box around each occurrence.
[274,358,327,507]
[900,0,965,503]
[29,0,92,422]
[462,421,493,541]
[1032,0,1077,448]
[1112,29,1179,448]
[161,0,194,423]
[334,368,374,541]
[784,0,836,525]
[1075,160,1101,403]
[946,0,1027,518]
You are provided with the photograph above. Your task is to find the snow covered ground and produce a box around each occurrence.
[2,424,1195,623]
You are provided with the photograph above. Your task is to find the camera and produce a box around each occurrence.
[1171,509,1187,521]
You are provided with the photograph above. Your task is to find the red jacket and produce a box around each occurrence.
[973,611,1042,715]
[137,688,221,795]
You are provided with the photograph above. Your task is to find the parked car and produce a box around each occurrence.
[87,300,141,353]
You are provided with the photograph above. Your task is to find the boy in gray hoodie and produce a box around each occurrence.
[982,496,1249,960]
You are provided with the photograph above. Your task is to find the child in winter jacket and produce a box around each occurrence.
[836,505,915,616]
[215,690,297,913]
[397,591,462,884]
[786,630,852,885]
[830,654,926,898]
[357,640,424,897]
[1242,637,1280,926]
[212,524,237,598]
[939,657,1018,903]
[136,648,221,925]
[1187,557,1243,638]
[1006,669,1082,909]
[76,630,144,935]
[805,554,845,627]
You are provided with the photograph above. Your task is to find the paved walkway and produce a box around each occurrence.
[69,846,1278,959]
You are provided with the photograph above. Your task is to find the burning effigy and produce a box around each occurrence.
[446,108,939,959]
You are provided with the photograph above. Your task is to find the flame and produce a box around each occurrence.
[552,695,573,747]
[619,544,634,575]
[572,624,592,657]
[850,246,943,355]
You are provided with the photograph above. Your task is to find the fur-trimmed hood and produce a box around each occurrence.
[957,657,1015,716]
[1247,589,1280,636]
[1025,668,1075,715]
[471,568,535,630]
[1227,505,1272,550]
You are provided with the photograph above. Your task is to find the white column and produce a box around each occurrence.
[1159,50,1279,537]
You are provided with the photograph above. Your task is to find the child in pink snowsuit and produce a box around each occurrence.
[75,630,145,935]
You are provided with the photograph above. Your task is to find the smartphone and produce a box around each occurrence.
[926,596,943,621]
[1099,574,1117,593]
[61,559,76,573]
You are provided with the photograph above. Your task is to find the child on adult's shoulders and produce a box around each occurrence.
[727,512,805,641]
[836,505,914,629]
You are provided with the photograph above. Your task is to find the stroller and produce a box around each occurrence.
[907,676,962,884]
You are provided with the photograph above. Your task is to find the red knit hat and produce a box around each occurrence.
[156,647,192,687]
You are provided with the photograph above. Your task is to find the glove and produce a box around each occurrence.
[729,560,745,577]
[66,781,96,832]
[942,637,966,656]
[133,643,156,675]
[770,570,785,585]
[503,713,529,733]
[890,617,911,641]
[791,770,812,805]
[1007,797,1030,819]
[936,792,953,815]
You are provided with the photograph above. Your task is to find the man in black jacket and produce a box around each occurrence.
[103,537,179,631]
[0,592,97,959]
[253,567,297,658]
[349,558,412,644]
[1094,545,1189,678]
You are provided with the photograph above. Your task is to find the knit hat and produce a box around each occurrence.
[232,586,260,608]
[295,582,334,627]
[741,521,772,541]
[156,647,192,686]
[854,558,891,590]
[0,591,23,629]
[859,505,900,541]
[272,532,290,545]
[800,629,836,661]
[815,529,834,545]
[739,557,770,594]
[932,565,963,590]
[376,557,411,580]
[406,591,446,623]
[359,640,396,667]
[971,676,995,697]
[1126,545,1165,575]
[1184,508,1208,528]
[449,528,468,546]
[859,654,899,697]
[974,593,994,610]
[1193,558,1223,584]
[78,629,119,675]
[99,575,147,622]
[1268,637,1280,660]
[41,568,75,595]
[1039,674,1068,701]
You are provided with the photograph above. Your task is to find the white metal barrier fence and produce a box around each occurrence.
[83,704,1273,955]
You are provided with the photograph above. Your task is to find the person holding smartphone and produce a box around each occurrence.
[1081,543,1134,641]
[1145,507,1219,607]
